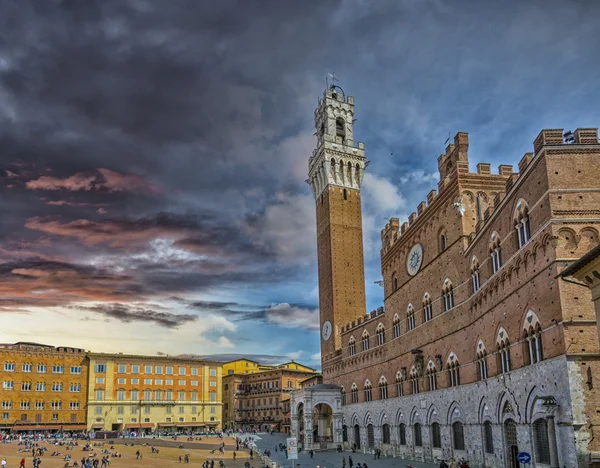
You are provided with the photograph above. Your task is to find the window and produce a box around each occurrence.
[145,379,152,385]
[378,377,388,400]
[70,366,82,374]
[178,390,186,401]
[393,315,401,338]
[2,413,8,420]
[36,382,45,391]
[210,381,217,387]
[414,423,422,447]
[191,368,198,376]
[179,367,186,375]
[442,279,454,311]
[131,418,137,423]
[179,406,185,414]
[118,406,124,414]
[22,382,31,391]
[95,390,105,401]
[392,273,399,292]
[395,372,404,397]
[166,366,173,375]
[51,383,63,392]
[94,364,106,373]
[144,390,152,400]
[471,257,481,292]
[483,421,494,454]
[439,231,448,252]
[423,294,432,322]
[361,332,370,351]
[524,314,544,365]
[427,366,437,392]
[382,424,391,444]
[22,364,32,373]
[117,364,126,373]
[3,381,14,390]
[533,419,551,464]
[51,413,58,420]
[4,363,15,372]
[447,353,460,387]
[363,381,372,402]
[376,324,385,346]
[117,390,126,401]
[145,365,153,374]
[95,377,105,384]
[453,422,465,450]
[399,424,406,445]
[477,341,488,381]
[132,406,138,414]
[515,201,531,248]
[131,378,139,384]
[210,368,217,377]
[69,383,81,392]
[191,391,198,402]
[1,401,12,409]
[69,401,79,410]
[165,391,172,400]
[131,365,139,374]
[351,384,359,404]
[431,422,441,448]
[410,367,419,394]
[349,338,356,356]
[155,390,162,401]
[37,364,47,373]
[341,388,346,406]
[35,401,44,410]
[407,305,416,330]
[131,390,139,400]
[190,380,197,386]
[20,400,30,410]
[117,378,126,384]
[155,366,163,374]
[191,406,197,414]
[497,329,511,374]
[52,365,64,374]
[209,391,216,402]
[51,401,62,410]
[95,406,102,415]
[490,232,502,273]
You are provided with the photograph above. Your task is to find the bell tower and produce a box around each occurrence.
[308,85,367,359]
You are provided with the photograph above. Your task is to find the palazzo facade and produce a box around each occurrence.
[292,84,600,468]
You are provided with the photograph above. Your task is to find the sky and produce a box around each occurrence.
[1,0,599,369]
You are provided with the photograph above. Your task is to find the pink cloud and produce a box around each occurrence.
[26,172,97,191]
[98,168,161,194]
[5,170,18,178]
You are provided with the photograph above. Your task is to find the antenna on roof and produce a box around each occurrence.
[327,72,339,89]
[444,132,451,146]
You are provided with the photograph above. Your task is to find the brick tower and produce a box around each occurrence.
[307,85,367,359]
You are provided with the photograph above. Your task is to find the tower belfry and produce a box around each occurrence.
[308,85,367,359]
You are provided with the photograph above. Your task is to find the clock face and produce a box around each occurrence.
[406,243,424,276]
[322,320,332,341]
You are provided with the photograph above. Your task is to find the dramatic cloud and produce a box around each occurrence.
[264,303,320,331]
[69,303,197,328]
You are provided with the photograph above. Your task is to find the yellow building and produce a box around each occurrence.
[0,342,88,433]
[221,359,272,375]
[87,353,222,434]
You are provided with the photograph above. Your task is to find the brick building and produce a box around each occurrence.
[293,84,600,467]
[86,353,222,434]
[222,363,317,432]
[0,342,88,433]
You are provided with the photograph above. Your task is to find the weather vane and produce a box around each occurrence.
[326,72,339,89]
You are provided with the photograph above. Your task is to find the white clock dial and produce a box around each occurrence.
[406,243,424,277]
[322,320,332,341]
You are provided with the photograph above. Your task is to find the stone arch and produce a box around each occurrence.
[476,338,487,357]
[410,406,423,425]
[525,386,553,424]
[478,396,493,424]
[580,227,600,248]
[364,411,374,426]
[447,401,465,425]
[512,198,530,223]
[378,410,389,426]
[490,231,501,250]
[522,308,541,333]
[496,390,520,424]
[496,326,509,346]
[427,404,441,425]
[395,408,405,426]
[351,413,360,426]
[446,351,459,366]
[558,227,579,250]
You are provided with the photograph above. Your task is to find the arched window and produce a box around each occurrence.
[363,380,372,402]
[439,228,448,252]
[442,279,454,312]
[399,423,407,445]
[343,188,347,200]
[341,386,346,406]
[471,256,481,293]
[423,293,433,322]
[361,331,370,352]
[452,422,465,450]
[483,421,494,454]
[523,310,543,365]
[350,383,358,404]
[392,272,399,292]
[395,371,404,397]
[407,304,416,330]
[393,314,401,338]
[1,400,12,410]
[378,376,388,400]
[533,419,551,464]
[413,423,423,447]
[490,231,502,274]
[336,118,345,138]
[431,422,441,448]
[410,366,419,394]
[376,323,385,346]
[514,200,531,248]
[349,337,356,356]
[34,400,44,410]
[476,340,488,380]
[497,328,511,374]
[382,423,391,444]
[447,353,460,387]
[20,399,30,410]
[426,361,437,391]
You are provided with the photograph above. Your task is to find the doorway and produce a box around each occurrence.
[367,424,375,448]
[354,424,361,449]
[504,419,519,468]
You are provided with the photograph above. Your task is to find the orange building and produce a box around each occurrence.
[0,342,88,433]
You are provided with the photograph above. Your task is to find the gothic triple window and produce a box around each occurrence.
[426,361,437,391]
[363,380,372,402]
[407,305,416,330]
[395,372,404,397]
[442,279,454,311]
[471,257,481,292]
[378,376,388,400]
[490,231,502,274]
[393,314,401,338]
[476,340,489,380]
[447,353,460,387]
[376,324,385,346]
[349,337,356,356]
[423,293,433,322]
[351,384,358,404]
[497,328,512,373]
[361,331,370,352]
[410,367,419,394]
[515,200,531,248]
[524,310,543,365]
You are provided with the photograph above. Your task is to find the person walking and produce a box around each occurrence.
[342,456,346,468]
[349,456,353,468]
[439,460,448,468]
[21,458,26,468]
[449,459,458,468]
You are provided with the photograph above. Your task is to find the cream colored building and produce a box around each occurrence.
[87,353,222,434]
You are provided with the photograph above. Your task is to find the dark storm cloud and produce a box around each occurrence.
[68,303,197,328]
